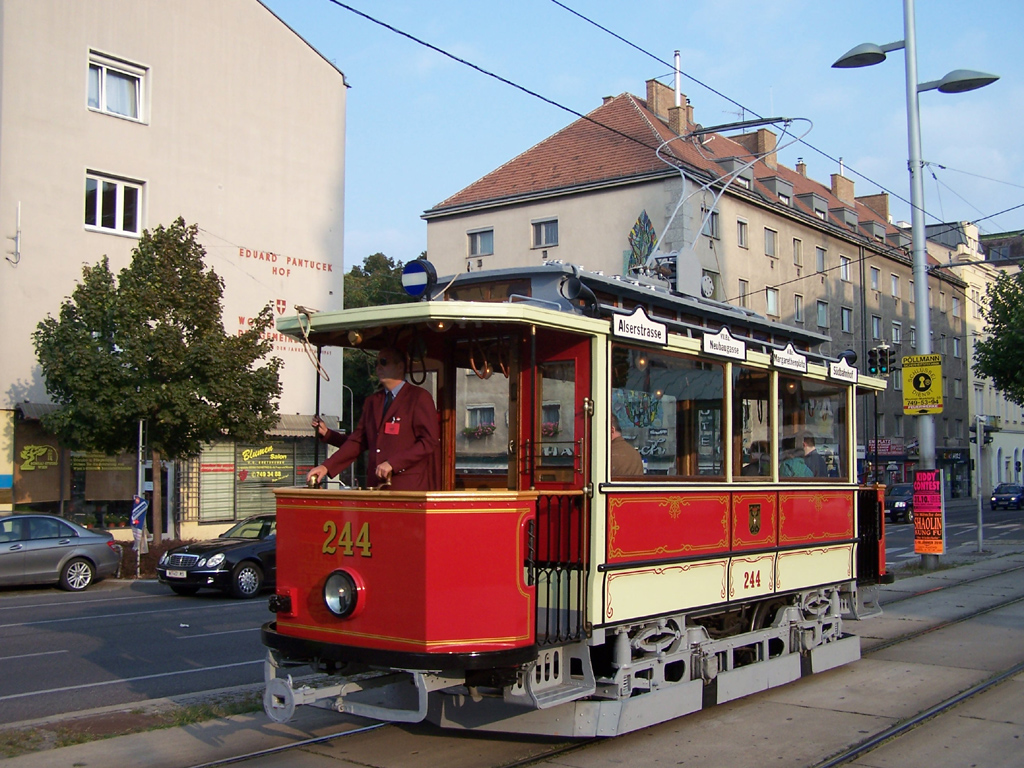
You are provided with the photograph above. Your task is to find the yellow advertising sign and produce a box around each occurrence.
[902,354,943,415]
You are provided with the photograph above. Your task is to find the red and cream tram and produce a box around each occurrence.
[262,262,888,737]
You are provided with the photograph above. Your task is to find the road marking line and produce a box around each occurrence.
[0,594,159,612]
[0,602,258,630]
[178,628,261,639]
[0,660,262,702]
[0,650,69,661]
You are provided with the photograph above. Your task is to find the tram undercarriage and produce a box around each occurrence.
[263,583,858,737]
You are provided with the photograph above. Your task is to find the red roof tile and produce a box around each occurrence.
[427,90,920,262]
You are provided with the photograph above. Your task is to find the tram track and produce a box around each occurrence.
[183,558,1024,768]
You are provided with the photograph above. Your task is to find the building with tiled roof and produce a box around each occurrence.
[424,79,975,494]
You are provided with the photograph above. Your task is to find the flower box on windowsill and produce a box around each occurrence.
[463,425,496,439]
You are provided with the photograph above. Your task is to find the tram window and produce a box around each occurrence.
[777,375,848,480]
[536,361,576,481]
[611,344,725,479]
[734,365,772,478]
[454,361,511,488]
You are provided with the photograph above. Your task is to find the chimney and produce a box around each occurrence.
[734,128,777,169]
[830,174,855,205]
[669,104,688,136]
[856,193,890,222]
[796,158,807,177]
[602,95,614,105]
[646,78,675,119]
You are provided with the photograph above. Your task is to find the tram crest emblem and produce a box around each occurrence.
[748,503,762,535]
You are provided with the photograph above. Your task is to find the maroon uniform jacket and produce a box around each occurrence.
[322,384,440,490]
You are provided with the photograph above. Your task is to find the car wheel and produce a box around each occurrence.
[60,558,95,592]
[170,585,201,596]
[906,509,914,524]
[231,562,263,599]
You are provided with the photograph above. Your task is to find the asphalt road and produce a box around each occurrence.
[2,496,1020,729]
[0,580,269,726]
[885,496,1024,568]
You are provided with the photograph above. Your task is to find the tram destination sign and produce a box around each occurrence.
[702,327,746,361]
[772,343,807,373]
[612,306,667,346]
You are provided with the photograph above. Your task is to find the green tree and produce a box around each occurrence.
[973,270,1024,407]
[34,218,282,537]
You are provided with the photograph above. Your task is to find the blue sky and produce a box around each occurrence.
[262,0,1024,271]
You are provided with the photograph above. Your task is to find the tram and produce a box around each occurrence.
[262,261,888,737]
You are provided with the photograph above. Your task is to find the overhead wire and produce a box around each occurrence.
[549,1,1022,246]
[318,1,1018,308]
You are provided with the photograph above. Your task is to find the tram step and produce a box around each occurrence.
[530,677,597,709]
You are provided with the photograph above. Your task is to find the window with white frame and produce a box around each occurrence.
[817,300,828,328]
[952,296,961,318]
[895,415,904,436]
[972,288,981,317]
[870,266,880,291]
[532,219,558,248]
[910,326,916,349]
[702,208,720,239]
[891,274,900,298]
[841,306,852,332]
[794,294,804,322]
[764,228,777,258]
[468,229,493,257]
[738,279,749,309]
[840,255,851,281]
[88,52,145,121]
[891,321,902,345]
[793,238,803,266]
[953,336,961,358]
[467,405,496,428]
[871,315,881,339]
[909,279,914,303]
[894,374,902,391]
[84,172,142,235]
[766,287,779,316]
[815,246,826,273]
[737,219,748,248]
[953,378,963,399]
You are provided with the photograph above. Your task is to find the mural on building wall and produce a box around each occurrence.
[626,210,657,275]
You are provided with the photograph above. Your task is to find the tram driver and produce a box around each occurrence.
[306,346,441,491]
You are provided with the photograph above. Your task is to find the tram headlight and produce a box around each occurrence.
[324,570,360,618]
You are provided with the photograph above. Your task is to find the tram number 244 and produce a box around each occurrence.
[322,521,372,557]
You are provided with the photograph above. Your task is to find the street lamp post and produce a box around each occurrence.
[834,0,998,567]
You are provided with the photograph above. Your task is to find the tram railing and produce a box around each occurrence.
[531,491,588,647]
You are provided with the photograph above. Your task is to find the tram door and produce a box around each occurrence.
[521,330,591,646]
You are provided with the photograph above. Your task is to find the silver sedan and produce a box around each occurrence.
[0,514,121,591]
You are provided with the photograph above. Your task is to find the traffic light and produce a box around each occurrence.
[878,346,890,376]
[867,347,879,376]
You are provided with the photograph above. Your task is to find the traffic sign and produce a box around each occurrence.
[901,354,943,414]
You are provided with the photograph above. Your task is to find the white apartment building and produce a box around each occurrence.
[0,0,347,535]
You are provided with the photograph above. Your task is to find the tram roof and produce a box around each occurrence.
[279,262,852,367]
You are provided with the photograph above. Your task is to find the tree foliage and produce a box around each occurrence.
[973,270,1024,407]
[33,218,282,459]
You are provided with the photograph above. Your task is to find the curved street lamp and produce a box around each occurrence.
[833,0,998,566]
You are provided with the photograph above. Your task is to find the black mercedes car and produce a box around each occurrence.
[990,483,1024,511]
[884,483,915,523]
[156,514,275,598]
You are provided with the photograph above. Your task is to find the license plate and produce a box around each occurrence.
[166,569,187,579]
